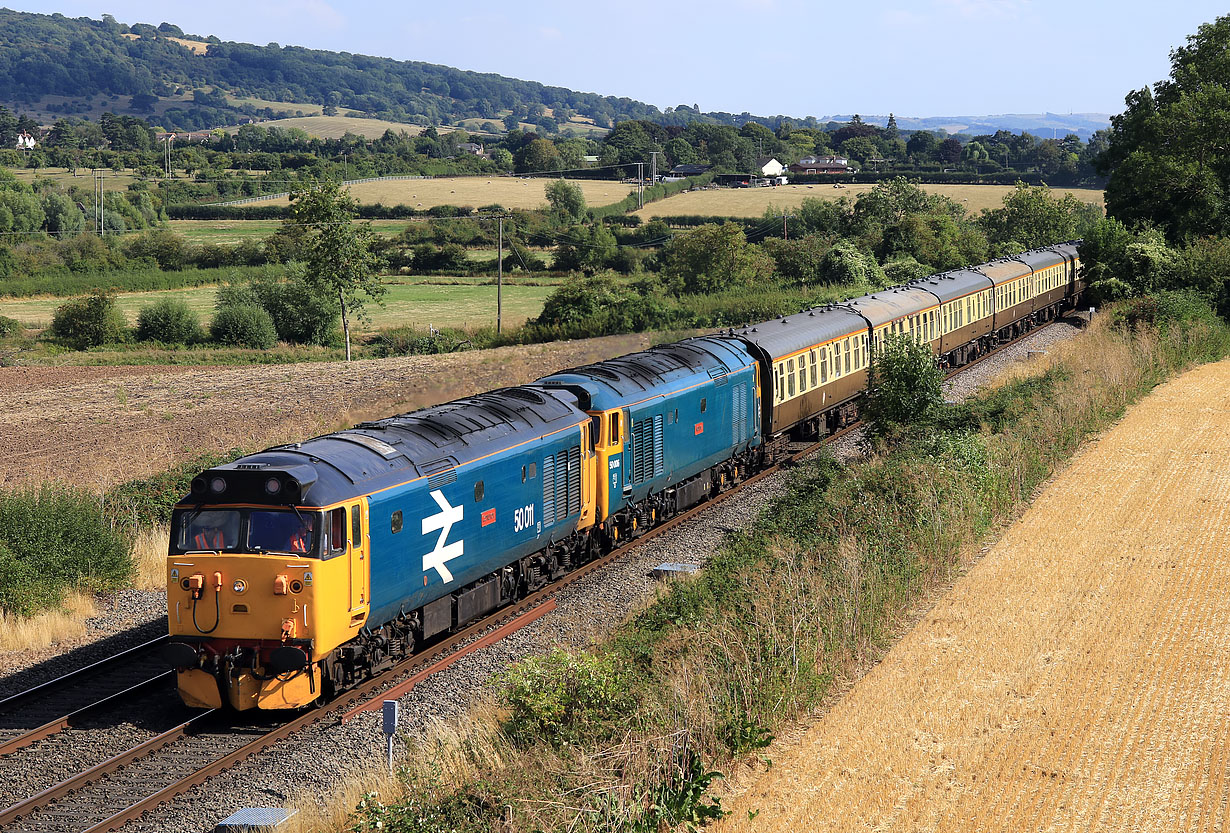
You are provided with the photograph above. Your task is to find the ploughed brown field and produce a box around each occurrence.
[0,333,671,492]
[717,359,1230,832]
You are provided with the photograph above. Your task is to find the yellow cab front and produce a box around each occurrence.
[165,500,369,711]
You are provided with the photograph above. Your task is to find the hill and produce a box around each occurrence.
[0,10,665,133]
[0,10,1109,138]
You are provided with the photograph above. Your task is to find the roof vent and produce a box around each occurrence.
[503,389,545,404]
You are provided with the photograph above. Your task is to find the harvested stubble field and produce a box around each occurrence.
[717,358,1230,832]
[0,332,671,493]
[244,176,632,210]
[632,183,1105,220]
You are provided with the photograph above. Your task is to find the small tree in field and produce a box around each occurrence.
[863,332,944,443]
[287,180,384,361]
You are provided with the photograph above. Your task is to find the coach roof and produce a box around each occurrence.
[730,305,868,361]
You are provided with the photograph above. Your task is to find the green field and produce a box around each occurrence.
[0,280,554,331]
[166,219,414,244]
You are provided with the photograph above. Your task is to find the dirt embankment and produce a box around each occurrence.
[0,333,668,492]
[715,359,1230,832]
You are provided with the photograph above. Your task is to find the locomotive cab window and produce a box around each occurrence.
[325,507,346,555]
[700,397,708,413]
[475,480,485,502]
[609,412,621,445]
[391,510,403,534]
[529,462,536,479]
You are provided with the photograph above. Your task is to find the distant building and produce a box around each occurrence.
[788,155,854,175]
[753,157,784,176]
[15,132,35,150]
[457,142,484,155]
[665,163,713,178]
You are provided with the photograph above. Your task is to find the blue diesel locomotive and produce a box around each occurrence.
[164,243,1082,710]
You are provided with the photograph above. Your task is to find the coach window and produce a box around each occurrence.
[809,350,818,387]
[787,360,796,396]
[820,350,828,383]
[797,358,806,392]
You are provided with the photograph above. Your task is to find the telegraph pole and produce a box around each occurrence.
[94,169,104,236]
[649,151,661,186]
[637,162,644,209]
[497,215,503,334]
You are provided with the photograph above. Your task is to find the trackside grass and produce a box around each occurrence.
[292,295,1230,833]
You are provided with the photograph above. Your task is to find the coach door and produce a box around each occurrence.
[349,501,368,615]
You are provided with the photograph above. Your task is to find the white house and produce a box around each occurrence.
[753,156,785,176]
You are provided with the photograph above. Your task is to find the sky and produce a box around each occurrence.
[11,0,1230,118]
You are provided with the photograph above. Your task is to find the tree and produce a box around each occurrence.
[979,183,1103,251]
[515,138,561,173]
[287,181,385,361]
[544,179,587,224]
[885,113,900,141]
[840,136,878,165]
[937,137,963,164]
[551,223,617,273]
[661,222,773,294]
[1099,14,1230,240]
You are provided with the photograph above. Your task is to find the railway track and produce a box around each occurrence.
[0,318,1070,833]
[0,636,171,758]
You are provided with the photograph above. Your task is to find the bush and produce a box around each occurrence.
[819,240,888,288]
[367,325,487,357]
[49,291,129,349]
[501,648,632,747]
[1114,290,1223,330]
[0,484,132,616]
[882,255,935,285]
[250,271,339,345]
[135,298,203,344]
[209,304,277,348]
[864,332,945,442]
[0,315,22,338]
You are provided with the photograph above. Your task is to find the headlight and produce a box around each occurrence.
[232,579,247,594]
[264,477,282,495]
[209,476,227,494]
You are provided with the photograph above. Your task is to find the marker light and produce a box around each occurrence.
[232,579,246,594]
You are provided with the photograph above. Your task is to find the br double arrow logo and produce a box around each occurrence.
[422,489,464,583]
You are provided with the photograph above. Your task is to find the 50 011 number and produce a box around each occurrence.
[514,504,535,532]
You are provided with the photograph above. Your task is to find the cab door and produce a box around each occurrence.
[349,501,368,616]
[578,422,596,529]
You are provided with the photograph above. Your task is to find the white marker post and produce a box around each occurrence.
[382,700,399,773]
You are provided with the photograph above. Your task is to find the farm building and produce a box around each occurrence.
[788,155,855,175]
